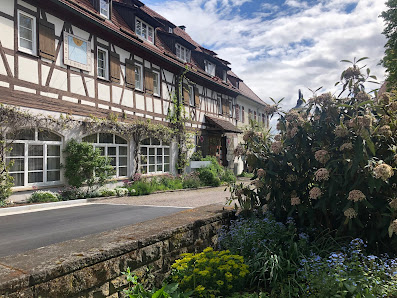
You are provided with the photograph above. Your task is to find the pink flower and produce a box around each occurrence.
[344,208,357,219]
[315,150,330,164]
[309,187,322,200]
[315,168,330,182]
[291,197,301,206]
[347,190,366,202]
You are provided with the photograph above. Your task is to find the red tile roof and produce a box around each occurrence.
[54,0,266,105]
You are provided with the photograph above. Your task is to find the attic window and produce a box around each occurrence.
[223,70,227,82]
[176,43,190,63]
[100,0,110,19]
[136,17,154,43]
[168,27,173,34]
[204,60,216,76]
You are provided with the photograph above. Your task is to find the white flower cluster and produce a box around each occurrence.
[315,168,330,182]
[309,187,322,200]
[347,190,366,202]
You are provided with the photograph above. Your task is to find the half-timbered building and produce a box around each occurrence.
[0,0,268,195]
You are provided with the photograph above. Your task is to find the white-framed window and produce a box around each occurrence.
[204,60,216,76]
[136,17,154,43]
[153,70,160,96]
[97,47,108,80]
[100,0,110,19]
[83,133,128,177]
[175,43,191,63]
[135,64,143,90]
[168,27,173,33]
[189,85,194,106]
[18,10,37,55]
[140,138,170,174]
[6,129,62,187]
[218,94,222,114]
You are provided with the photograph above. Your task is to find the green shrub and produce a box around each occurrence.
[99,188,116,197]
[123,268,191,298]
[197,167,221,187]
[28,191,59,203]
[190,150,203,161]
[222,168,237,184]
[233,59,397,253]
[62,139,115,193]
[0,143,14,205]
[127,180,153,196]
[170,247,249,297]
[158,175,183,190]
[58,186,83,201]
[182,173,202,189]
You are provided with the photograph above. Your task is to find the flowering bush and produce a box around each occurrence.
[218,213,310,293]
[298,238,397,297]
[234,59,397,252]
[170,247,249,297]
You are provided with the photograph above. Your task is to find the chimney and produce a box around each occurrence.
[178,25,186,31]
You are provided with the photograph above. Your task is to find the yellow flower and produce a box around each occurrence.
[203,247,213,253]
[225,272,233,281]
[198,270,210,276]
[216,280,224,286]
[227,285,233,290]
[195,285,205,292]
[193,268,200,273]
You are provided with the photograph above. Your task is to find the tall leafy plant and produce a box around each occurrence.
[62,139,114,193]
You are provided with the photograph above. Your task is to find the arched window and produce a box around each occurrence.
[140,138,170,174]
[6,128,62,187]
[82,133,128,177]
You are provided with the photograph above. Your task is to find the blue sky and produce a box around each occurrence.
[145,0,386,127]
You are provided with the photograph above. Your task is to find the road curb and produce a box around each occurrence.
[0,199,88,217]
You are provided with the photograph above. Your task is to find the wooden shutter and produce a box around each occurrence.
[183,84,189,105]
[110,52,120,83]
[226,100,230,115]
[194,87,200,107]
[222,98,227,115]
[145,68,154,94]
[235,105,240,121]
[242,107,245,123]
[39,20,55,61]
[125,59,135,88]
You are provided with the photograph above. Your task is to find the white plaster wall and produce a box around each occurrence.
[0,18,14,51]
[153,98,162,114]
[72,25,90,41]
[98,83,110,102]
[18,56,39,84]
[46,14,64,37]
[0,55,7,76]
[146,97,153,112]
[112,85,122,104]
[1,0,14,16]
[18,0,37,12]
[49,68,68,91]
[122,89,133,108]
[70,74,86,96]
[5,54,14,76]
[135,93,145,110]
[85,77,95,97]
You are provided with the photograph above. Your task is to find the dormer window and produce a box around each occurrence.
[168,27,173,34]
[136,18,154,43]
[223,70,227,82]
[176,43,190,63]
[204,60,216,76]
[100,0,110,19]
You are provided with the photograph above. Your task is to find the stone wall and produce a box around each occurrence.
[0,205,234,298]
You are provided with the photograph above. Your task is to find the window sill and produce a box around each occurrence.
[97,76,109,82]
[17,50,39,59]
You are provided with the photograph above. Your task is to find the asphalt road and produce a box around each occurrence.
[0,204,187,258]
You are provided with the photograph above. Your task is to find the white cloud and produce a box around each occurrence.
[147,0,387,128]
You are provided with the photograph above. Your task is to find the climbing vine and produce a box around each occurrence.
[167,67,196,173]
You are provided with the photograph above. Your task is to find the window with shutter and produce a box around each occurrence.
[194,87,200,107]
[235,105,240,121]
[225,99,230,115]
[39,20,55,61]
[183,84,189,105]
[242,106,245,123]
[222,99,228,115]
[145,68,154,94]
[125,59,135,89]
[110,52,120,83]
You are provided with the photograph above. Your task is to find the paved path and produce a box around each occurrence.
[94,186,232,208]
[0,204,187,258]
[0,186,235,257]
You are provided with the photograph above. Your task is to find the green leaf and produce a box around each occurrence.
[357,100,373,107]
[341,59,353,63]
[356,57,369,63]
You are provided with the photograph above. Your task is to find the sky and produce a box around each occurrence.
[145,0,387,127]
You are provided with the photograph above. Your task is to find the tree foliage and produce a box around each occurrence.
[381,0,397,89]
